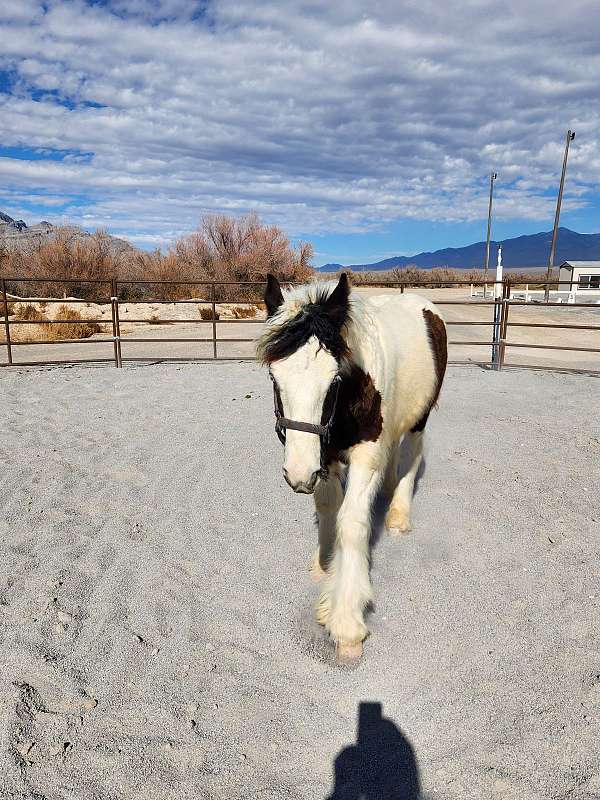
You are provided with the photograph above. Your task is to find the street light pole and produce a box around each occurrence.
[545,129,576,301]
[483,172,497,298]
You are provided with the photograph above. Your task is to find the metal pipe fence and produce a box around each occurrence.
[1,277,599,373]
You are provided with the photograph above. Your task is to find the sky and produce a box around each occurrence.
[1,0,599,265]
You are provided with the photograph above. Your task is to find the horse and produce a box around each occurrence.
[258,273,447,660]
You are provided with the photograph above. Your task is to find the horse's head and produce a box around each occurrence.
[259,273,350,494]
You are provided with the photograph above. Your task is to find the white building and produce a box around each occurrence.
[558,261,600,296]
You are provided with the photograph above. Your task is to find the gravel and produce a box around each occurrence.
[0,362,598,799]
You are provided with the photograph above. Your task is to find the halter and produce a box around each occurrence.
[269,371,342,446]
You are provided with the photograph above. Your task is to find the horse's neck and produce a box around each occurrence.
[345,299,377,373]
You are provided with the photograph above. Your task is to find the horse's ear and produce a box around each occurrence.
[324,272,350,328]
[265,273,284,317]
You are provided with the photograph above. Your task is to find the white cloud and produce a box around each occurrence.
[0,0,598,249]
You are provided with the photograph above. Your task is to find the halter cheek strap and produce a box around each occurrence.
[270,371,342,445]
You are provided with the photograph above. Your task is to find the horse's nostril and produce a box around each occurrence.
[296,471,319,494]
[307,471,319,491]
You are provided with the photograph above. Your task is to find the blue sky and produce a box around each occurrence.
[1,1,599,265]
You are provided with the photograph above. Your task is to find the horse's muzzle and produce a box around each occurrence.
[283,468,320,494]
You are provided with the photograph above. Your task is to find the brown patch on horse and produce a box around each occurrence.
[323,362,383,464]
[411,309,447,432]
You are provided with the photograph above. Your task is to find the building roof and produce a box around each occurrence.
[559,261,600,271]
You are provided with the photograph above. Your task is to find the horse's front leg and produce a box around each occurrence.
[311,463,344,582]
[316,459,381,659]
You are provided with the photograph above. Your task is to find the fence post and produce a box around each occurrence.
[110,279,119,368]
[111,279,122,368]
[211,282,217,359]
[492,282,501,368]
[498,278,511,370]
[2,278,12,366]
[2,279,13,366]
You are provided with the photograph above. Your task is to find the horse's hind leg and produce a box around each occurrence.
[310,463,343,582]
[385,430,423,534]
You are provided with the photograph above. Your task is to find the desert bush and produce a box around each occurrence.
[385,266,483,287]
[148,314,171,325]
[232,304,259,319]
[1,213,314,304]
[139,214,313,302]
[345,266,554,289]
[2,303,46,344]
[14,303,45,321]
[40,305,101,340]
[0,300,16,318]
[199,306,220,321]
[2,227,134,301]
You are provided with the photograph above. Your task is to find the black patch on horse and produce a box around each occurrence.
[411,309,447,432]
[322,362,383,465]
[260,273,351,364]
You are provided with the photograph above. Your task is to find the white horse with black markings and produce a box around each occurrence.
[258,273,447,660]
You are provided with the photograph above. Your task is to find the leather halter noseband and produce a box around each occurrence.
[269,371,342,446]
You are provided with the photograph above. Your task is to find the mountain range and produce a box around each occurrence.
[319,228,600,271]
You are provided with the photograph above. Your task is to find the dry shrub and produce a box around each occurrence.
[232,304,259,319]
[2,227,132,301]
[385,266,482,287]
[137,213,313,302]
[1,303,46,344]
[148,314,160,324]
[40,305,101,341]
[14,303,44,321]
[0,300,16,318]
[199,306,220,321]
[1,213,314,304]
[345,265,553,288]
[148,314,171,325]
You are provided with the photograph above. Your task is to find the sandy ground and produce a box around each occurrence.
[0,362,599,799]
[2,289,599,371]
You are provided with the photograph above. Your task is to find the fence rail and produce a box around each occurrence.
[1,277,599,373]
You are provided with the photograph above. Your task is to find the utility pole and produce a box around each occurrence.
[545,130,576,301]
[483,172,497,298]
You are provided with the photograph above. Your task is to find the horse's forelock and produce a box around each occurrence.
[258,283,351,365]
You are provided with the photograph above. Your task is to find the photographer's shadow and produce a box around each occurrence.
[328,702,420,800]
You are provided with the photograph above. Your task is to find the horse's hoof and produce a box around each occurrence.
[385,507,412,534]
[315,592,331,626]
[387,525,412,536]
[309,549,327,583]
[336,641,363,662]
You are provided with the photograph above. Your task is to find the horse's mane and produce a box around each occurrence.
[257,280,354,364]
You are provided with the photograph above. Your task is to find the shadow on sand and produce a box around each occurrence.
[327,702,420,800]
